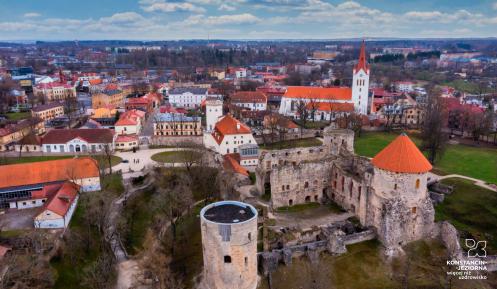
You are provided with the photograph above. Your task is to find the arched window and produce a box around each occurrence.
[394,183,398,190]
[415,179,420,189]
[224,256,232,263]
[304,182,309,188]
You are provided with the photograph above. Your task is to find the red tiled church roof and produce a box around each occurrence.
[305,102,354,112]
[372,133,432,173]
[284,86,352,101]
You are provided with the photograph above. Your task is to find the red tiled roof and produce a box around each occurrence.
[0,157,100,189]
[105,83,118,90]
[305,102,354,112]
[223,154,249,176]
[43,182,79,217]
[88,79,102,85]
[372,133,432,173]
[116,134,138,143]
[231,91,267,103]
[115,118,137,126]
[36,82,73,89]
[284,86,352,101]
[212,115,252,144]
[42,129,114,144]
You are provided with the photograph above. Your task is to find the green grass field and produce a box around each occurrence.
[5,111,31,121]
[354,131,497,184]
[151,150,201,163]
[435,178,497,254]
[0,155,122,168]
[261,137,322,150]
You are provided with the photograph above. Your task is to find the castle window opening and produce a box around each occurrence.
[394,183,398,190]
[305,196,311,202]
[248,233,251,241]
[286,185,290,190]
[412,207,417,214]
[245,257,248,266]
[224,256,232,263]
[289,199,293,206]
[304,181,309,188]
[415,179,420,189]
[314,195,318,202]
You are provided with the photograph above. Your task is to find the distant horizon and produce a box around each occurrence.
[2,0,497,40]
[2,36,497,44]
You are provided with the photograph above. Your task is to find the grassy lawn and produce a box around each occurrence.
[277,202,320,212]
[0,155,122,168]
[5,111,31,121]
[151,150,201,163]
[435,178,497,254]
[261,137,322,150]
[355,131,497,184]
[259,239,497,289]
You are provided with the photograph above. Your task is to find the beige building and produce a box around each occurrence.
[0,119,45,151]
[153,113,202,136]
[31,102,64,121]
[33,82,76,101]
[91,84,128,109]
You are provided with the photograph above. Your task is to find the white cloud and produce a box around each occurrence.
[141,0,205,13]
[24,12,41,18]
[493,2,497,10]
[219,3,236,11]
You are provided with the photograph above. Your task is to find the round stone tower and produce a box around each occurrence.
[200,201,258,289]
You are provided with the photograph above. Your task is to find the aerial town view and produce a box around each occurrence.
[1,1,497,289]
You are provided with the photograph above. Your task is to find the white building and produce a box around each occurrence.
[230,91,267,111]
[395,81,415,93]
[351,40,370,115]
[279,41,371,117]
[205,97,223,132]
[204,114,258,157]
[41,129,115,153]
[34,182,79,229]
[168,87,209,108]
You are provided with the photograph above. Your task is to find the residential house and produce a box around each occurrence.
[92,84,128,109]
[34,182,80,229]
[306,102,354,121]
[115,109,145,135]
[115,134,139,151]
[0,118,45,151]
[204,114,258,162]
[42,128,115,153]
[125,96,153,113]
[31,102,64,121]
[230,91,268,111]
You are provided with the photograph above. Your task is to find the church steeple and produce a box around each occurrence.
[354,40,369,74]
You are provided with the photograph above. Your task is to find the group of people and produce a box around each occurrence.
[133,158,140,164]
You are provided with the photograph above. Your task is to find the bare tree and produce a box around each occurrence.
[421,88,448,164]
[296,100,309,137]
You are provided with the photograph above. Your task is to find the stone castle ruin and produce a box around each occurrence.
[255,126,435,254]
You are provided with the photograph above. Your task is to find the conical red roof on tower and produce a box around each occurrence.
[354,40,369,73]
[372,133,432,173]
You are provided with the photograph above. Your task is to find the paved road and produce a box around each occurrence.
[113,147,184,176]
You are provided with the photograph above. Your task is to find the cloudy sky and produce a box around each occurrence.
[1,0,497,40]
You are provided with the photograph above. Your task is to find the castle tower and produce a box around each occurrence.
[200,201,258,289]
[352,40,370,115]
[369,133,434,254]
[205,97,223,132]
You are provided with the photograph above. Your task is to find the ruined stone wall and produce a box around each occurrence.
[200,204,258,289]
[255,145,329,194]
[270,160,333,208]
[329,155,373,224]
[323,128,355,155]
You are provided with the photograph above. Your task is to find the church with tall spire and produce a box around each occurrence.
[351,40,370,115]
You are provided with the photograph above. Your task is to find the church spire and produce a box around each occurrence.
[354,40,369,73]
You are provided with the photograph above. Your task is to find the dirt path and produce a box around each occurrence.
[428,172,497,192]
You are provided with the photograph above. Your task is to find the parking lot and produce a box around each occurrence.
[0,208,37,230]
